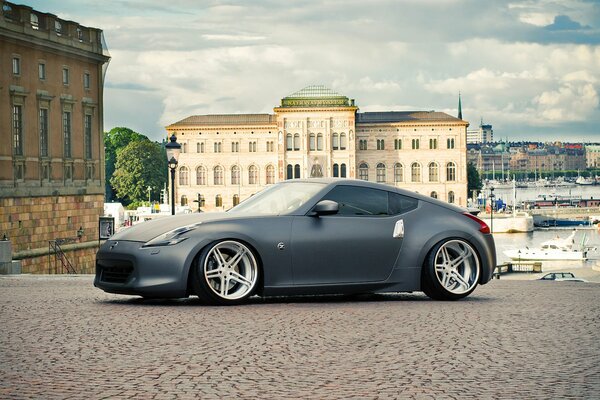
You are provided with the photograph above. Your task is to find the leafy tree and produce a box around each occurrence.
[104,127,145,201]
[467,162,482,197]
[110,140,167,206]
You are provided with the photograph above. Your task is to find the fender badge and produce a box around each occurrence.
[277,242,285,250]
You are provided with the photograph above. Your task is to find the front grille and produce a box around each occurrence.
[97,260,134,284]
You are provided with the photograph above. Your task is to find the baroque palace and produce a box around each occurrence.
[1,1,109,273]
[167,85,469,212]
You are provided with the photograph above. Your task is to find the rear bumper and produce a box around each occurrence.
[476,233,496,284]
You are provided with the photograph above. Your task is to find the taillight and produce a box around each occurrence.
[463,212,491,234]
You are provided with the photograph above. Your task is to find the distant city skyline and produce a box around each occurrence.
[24,0,600,143]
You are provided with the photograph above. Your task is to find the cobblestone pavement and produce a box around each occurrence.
[1,275,599,399]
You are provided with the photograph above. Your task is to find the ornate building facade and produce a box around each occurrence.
[167,85,469,211]
[0,1,110,273]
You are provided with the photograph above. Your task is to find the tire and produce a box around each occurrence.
[191,240,260,305]
[421,238,480,300]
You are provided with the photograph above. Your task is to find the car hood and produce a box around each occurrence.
[110,212,238,242]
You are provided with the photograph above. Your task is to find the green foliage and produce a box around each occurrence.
[467,162,482,197]
[104,127,145,201]
[110,139,167,206]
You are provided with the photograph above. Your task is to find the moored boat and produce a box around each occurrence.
[503,230,596,261]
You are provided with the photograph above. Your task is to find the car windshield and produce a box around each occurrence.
[228,182,326,215]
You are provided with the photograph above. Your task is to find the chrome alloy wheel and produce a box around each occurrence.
[203,241,258,300]
[433,240,480,295]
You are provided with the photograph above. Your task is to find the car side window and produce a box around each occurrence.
[389,192,418,214]
[321,186,388,216]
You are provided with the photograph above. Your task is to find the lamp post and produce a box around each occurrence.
[489,186,495,234]
[147,186,153,204]
[165,134,181,216]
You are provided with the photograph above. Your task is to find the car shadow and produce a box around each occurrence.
[97,291,494,307]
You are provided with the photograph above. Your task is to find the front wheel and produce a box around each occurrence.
[191,240,260,305]
[421,239,480,300]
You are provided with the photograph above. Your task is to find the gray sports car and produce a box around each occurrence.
[95,179,496,304]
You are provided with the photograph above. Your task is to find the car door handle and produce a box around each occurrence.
[393,219,404,238]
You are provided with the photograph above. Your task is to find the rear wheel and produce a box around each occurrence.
[191,240,260,305]
[422,239,480,300]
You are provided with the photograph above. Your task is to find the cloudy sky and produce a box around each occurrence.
[25,0,600,143]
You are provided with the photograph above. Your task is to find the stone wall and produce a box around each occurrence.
[0,194,103,273]
[19,244,99,274]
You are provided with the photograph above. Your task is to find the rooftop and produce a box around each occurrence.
[167,114,277,128]
[356,111,464,124]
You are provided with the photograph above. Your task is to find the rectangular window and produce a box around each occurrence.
[62,68,69,85]
[394,139,402,150]
[84,72,90,89]
[12,57,21,75]
[39,63,46,80]
[447,138,455,149]
[84,114,92,159]
[63,111,72,158]
[12,105,23,156]
[412,139,420,150]
[40,108,49,157]
[429,138,437,149]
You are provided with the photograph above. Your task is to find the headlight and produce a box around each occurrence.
[142,223,202,247]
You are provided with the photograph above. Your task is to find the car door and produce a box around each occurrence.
[290,185,417,285]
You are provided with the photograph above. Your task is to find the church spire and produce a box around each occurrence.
[458,92,462,120]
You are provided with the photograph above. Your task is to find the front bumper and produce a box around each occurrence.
[94,240,191,298]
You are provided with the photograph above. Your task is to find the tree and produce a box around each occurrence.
[104,127,145,201]
[467,162,482,198]
[110,140,167,206]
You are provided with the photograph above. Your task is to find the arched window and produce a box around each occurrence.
[196,166,206,185]
[332,133,339,150]
[340,133,347,150]
[293,134,300,151]
[340,163,347,178]
[359,163,369,181]
[376,163,386,183]
[266,165,275,184]
[214,166,224,185]
[411,162,421,182]
[231,165,240,185]
[446,162,456,182]
[286,164,293,180]
[430,191,438,199]
[309,134,316,151]
[333,163,339,177]
[178,166,189,185]
[180,195,188,206]
[448,191,455,204]
[294,164,301,179]
[233,194,240,206]
[428,162,439,182]
[249,165,258,185]
[394,163,403,183]
[286,134,293,151]
[317,133,323,151]
[216,194,223,208]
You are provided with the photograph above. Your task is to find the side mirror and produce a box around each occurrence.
[310,200,339,216]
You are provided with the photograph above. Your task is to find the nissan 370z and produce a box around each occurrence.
[95,179,496,304]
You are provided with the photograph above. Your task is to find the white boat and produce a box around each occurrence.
[575,176,594,185]
[504,231,596,261]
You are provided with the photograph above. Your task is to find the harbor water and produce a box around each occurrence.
[493,228,600,281]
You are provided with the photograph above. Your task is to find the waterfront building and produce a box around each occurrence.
[167,85,469,211]
[0,1,110,273]
[585,144,600,169]
[467,120,493,144]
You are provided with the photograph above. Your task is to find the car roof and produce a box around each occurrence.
[286,178,467,213]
